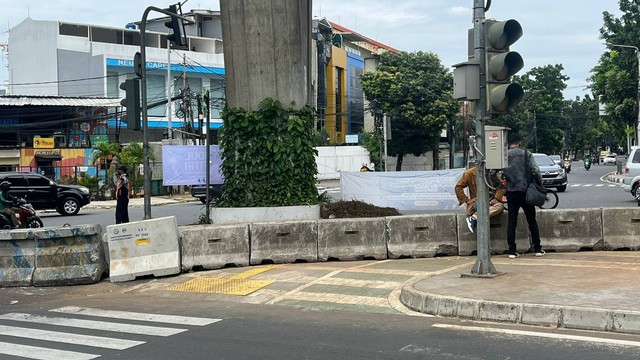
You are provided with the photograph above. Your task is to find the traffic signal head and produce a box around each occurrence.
[485,19,524,114]
[119,78,141,131]
[165,5,186,47]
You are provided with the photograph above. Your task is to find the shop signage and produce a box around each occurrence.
[34,137,55,149]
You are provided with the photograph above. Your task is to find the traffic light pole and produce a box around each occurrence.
[139,6,190,219]
[468,0,498,276]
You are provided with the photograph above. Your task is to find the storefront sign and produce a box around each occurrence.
[90,135,109,147]
[34,137,55,149]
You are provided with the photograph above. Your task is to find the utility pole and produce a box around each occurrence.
[166,39,173,139]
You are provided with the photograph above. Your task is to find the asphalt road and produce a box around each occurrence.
[2,291,640,360]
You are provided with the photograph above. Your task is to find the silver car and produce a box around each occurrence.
[532,153,568,192]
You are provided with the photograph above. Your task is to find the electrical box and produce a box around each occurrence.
[485,126,509,169]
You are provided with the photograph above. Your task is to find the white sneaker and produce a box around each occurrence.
[535,250,546,257]
[508,252,520,259]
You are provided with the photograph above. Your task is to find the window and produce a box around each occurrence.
[335,68,343,132]
[107,71,119,98]
[5,175,27,187]
[209,78,226,119]
[27,175,50,187]
[146,74,166,117]
[59,24,88,37]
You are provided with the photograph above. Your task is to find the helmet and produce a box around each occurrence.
[0,181,10,191]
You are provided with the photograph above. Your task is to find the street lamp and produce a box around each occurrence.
[605,43,640,148]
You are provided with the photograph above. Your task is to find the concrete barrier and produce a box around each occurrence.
[107,216,180,283]
[0,229,35,287]
[386,214,458,258]
[31,224,106,286]
[250,221,317,264]
[318,218,387,261]
[537,209,603,251]
[457,213,530,256]
[211,205,320,225]
[180,224,249,270]
[602,208,640,250]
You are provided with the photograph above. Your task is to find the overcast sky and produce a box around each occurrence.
[0,0,623,99]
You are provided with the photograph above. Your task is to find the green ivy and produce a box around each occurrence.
[218,98,318,207]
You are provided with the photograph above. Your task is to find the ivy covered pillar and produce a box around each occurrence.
[218,0,318,208]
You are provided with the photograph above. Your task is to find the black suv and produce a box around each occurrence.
[0,172,91,215]
[190,184,223,204]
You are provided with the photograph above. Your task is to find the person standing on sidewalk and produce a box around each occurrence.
[115,166,130,224]
[502,133,545,258]
[454,166,505,233]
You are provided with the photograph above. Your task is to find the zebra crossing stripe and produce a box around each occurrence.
[0,313,186,336]
[0,324,144,350]
[0,341,99,360]
[50,306,221,326]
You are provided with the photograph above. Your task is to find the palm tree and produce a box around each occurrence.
[90,142,121,165]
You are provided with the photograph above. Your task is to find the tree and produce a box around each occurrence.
[495,65,568,154]
[361,51,459,170]
[590,0,640,147]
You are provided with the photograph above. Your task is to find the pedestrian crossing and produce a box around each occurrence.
[569,183,620,187]
[0,307,222,360]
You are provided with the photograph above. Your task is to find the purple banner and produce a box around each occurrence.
[162,145,224,186]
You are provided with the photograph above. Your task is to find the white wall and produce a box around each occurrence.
[315,146,370,180]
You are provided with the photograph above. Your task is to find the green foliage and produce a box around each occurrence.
[589,0,640,151]
[361,51,459,170]
[77,175,106,200]
[90,142,120,165]
[218,98,319,207]
[313,127,332,146]
[359,131,383,171]
[494,64,569,154]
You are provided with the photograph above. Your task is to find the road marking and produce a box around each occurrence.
[0,313,186,336]
[0,341,99,360]
[0,324,144,350]
[432,324,640,347]
[50,306,221,326]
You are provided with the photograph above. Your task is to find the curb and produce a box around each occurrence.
[399,285,640,335]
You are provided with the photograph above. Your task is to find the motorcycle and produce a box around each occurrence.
[584,156,592,171]
[563,157,572,173]
[0,198,44,229]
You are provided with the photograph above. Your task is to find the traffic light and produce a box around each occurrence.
[120,78,141,131]
[485,19,524,114]
[165,5,186,47]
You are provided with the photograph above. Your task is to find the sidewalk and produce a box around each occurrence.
[83,193,196,210]
[400,252,640,334]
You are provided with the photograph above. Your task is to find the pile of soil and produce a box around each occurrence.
[320,200,401,219]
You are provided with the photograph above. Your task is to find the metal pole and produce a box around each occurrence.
[383,115,389,172]
[205,92,211,221]
[469,0,497,276]
[167,39,173,139]
[139,6,191,219]
[140,8,152,220]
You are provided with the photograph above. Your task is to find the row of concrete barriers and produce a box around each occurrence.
[181,207,640,271]
[3,207,639,286]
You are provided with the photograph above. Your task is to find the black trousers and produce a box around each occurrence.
[115,198,129,224]
[506,191,541,253]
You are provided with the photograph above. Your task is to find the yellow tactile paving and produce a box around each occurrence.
[169,277,274,295]
[168,265,278,295]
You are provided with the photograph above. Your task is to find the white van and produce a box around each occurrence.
[622,146,640,199]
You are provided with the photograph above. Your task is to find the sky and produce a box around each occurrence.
[0,0,624,99]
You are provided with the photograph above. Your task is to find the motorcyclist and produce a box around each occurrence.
[0,181,20,228]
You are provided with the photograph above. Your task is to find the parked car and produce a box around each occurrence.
[549,155,563,166]
[623,146,640,199]
[190,184,224,204]
[532,153,568,192]
[0,172,91,215]
[603,154,617,165]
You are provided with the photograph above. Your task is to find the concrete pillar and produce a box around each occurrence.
[220,0,312,111]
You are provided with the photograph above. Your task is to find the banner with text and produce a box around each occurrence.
[340,169,465,211]
[162,145,224,186]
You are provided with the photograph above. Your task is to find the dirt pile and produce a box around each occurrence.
[320,200,401,219]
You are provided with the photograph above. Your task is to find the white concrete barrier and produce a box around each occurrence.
[250,221,317,264]
[318,218,387,261]
[386,214,458,258]
[602,207,640,250]
[107,216,180,283]
[180,224,249,270]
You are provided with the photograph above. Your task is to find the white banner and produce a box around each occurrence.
[162,145,224,186]
[340,169,465,211]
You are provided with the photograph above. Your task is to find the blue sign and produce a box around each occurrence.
[106,58,225,75]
